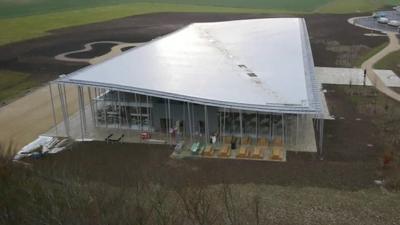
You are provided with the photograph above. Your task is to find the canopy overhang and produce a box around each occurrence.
[56,18,323,115]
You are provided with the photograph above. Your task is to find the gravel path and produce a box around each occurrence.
[0,84,83,152]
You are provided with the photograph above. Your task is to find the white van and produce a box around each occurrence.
[377,17,389,24]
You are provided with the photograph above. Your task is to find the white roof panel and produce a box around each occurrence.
[59,18,323,114]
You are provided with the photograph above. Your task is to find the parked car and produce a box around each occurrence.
[373,11,387,18]
[377,17,389,24]
[388,20,400,27]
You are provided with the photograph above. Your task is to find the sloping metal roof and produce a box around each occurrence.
[57,18,323,114]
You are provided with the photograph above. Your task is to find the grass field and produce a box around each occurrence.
[0,0,333,18]
[0,3,294,46]
[0,70,37,104]
[354,41,389,67]
[0,0,397,19]
[0,0,398,46]
[375,49,400,76]
[317,0,398,13]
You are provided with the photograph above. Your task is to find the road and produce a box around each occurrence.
[361,32,400,101]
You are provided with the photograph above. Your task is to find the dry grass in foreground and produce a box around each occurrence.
[1,143,400,225]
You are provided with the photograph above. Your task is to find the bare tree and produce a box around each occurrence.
[131,181,153,225]
[221,184,240,225]
[177,186,217,225]
[151,186,183,225]
[249,194,261,225]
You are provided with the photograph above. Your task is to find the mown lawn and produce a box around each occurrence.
[317,0,399,13]
[355,41,389,67]
[375,49,400,76]
[0,0,329,19]
[0,3,295,46]
[0,70,38,104]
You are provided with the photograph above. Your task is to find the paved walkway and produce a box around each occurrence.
[361,32,400,101]
[0,84,83,152]
[315,67,400,87]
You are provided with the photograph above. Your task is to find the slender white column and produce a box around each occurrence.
[48,83,58,135]
[62,85,69,119]
[80,87,87,134]
[146,95,149,131]
[87,87,95,126]
[219,109,223,143]
[139,94,143,132]
[204,105,208,144]
[187,102,192,143]
[77,86,85,140]
[135,93,140,131]
[182,101,186,136]
[191,103,195,137]
[269,114,272,139]
[239,110,243,139]
[255,112,258,140]
[296,114,299,146]
[94,88,98,127]
[149,96,153,128]
[117,91,121,129]
[319,118,324,157]
[103,89,108,128]
[223,108,226,142]
[168,99,172,144]
[58,84,70,137]
[282,114,285,144]
[164,98,169,142]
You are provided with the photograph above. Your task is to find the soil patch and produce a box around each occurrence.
[27,141,376,191]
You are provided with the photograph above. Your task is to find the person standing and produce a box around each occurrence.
[363,69,367,86]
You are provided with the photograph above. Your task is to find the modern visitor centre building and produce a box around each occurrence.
[49,18,330,161]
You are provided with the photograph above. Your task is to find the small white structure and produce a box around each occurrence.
[377,17,389,24]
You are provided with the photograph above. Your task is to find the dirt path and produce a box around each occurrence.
[0,84,82,153]
[361,32,400,101]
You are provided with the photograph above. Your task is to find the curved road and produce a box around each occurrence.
[361,32,400,101]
